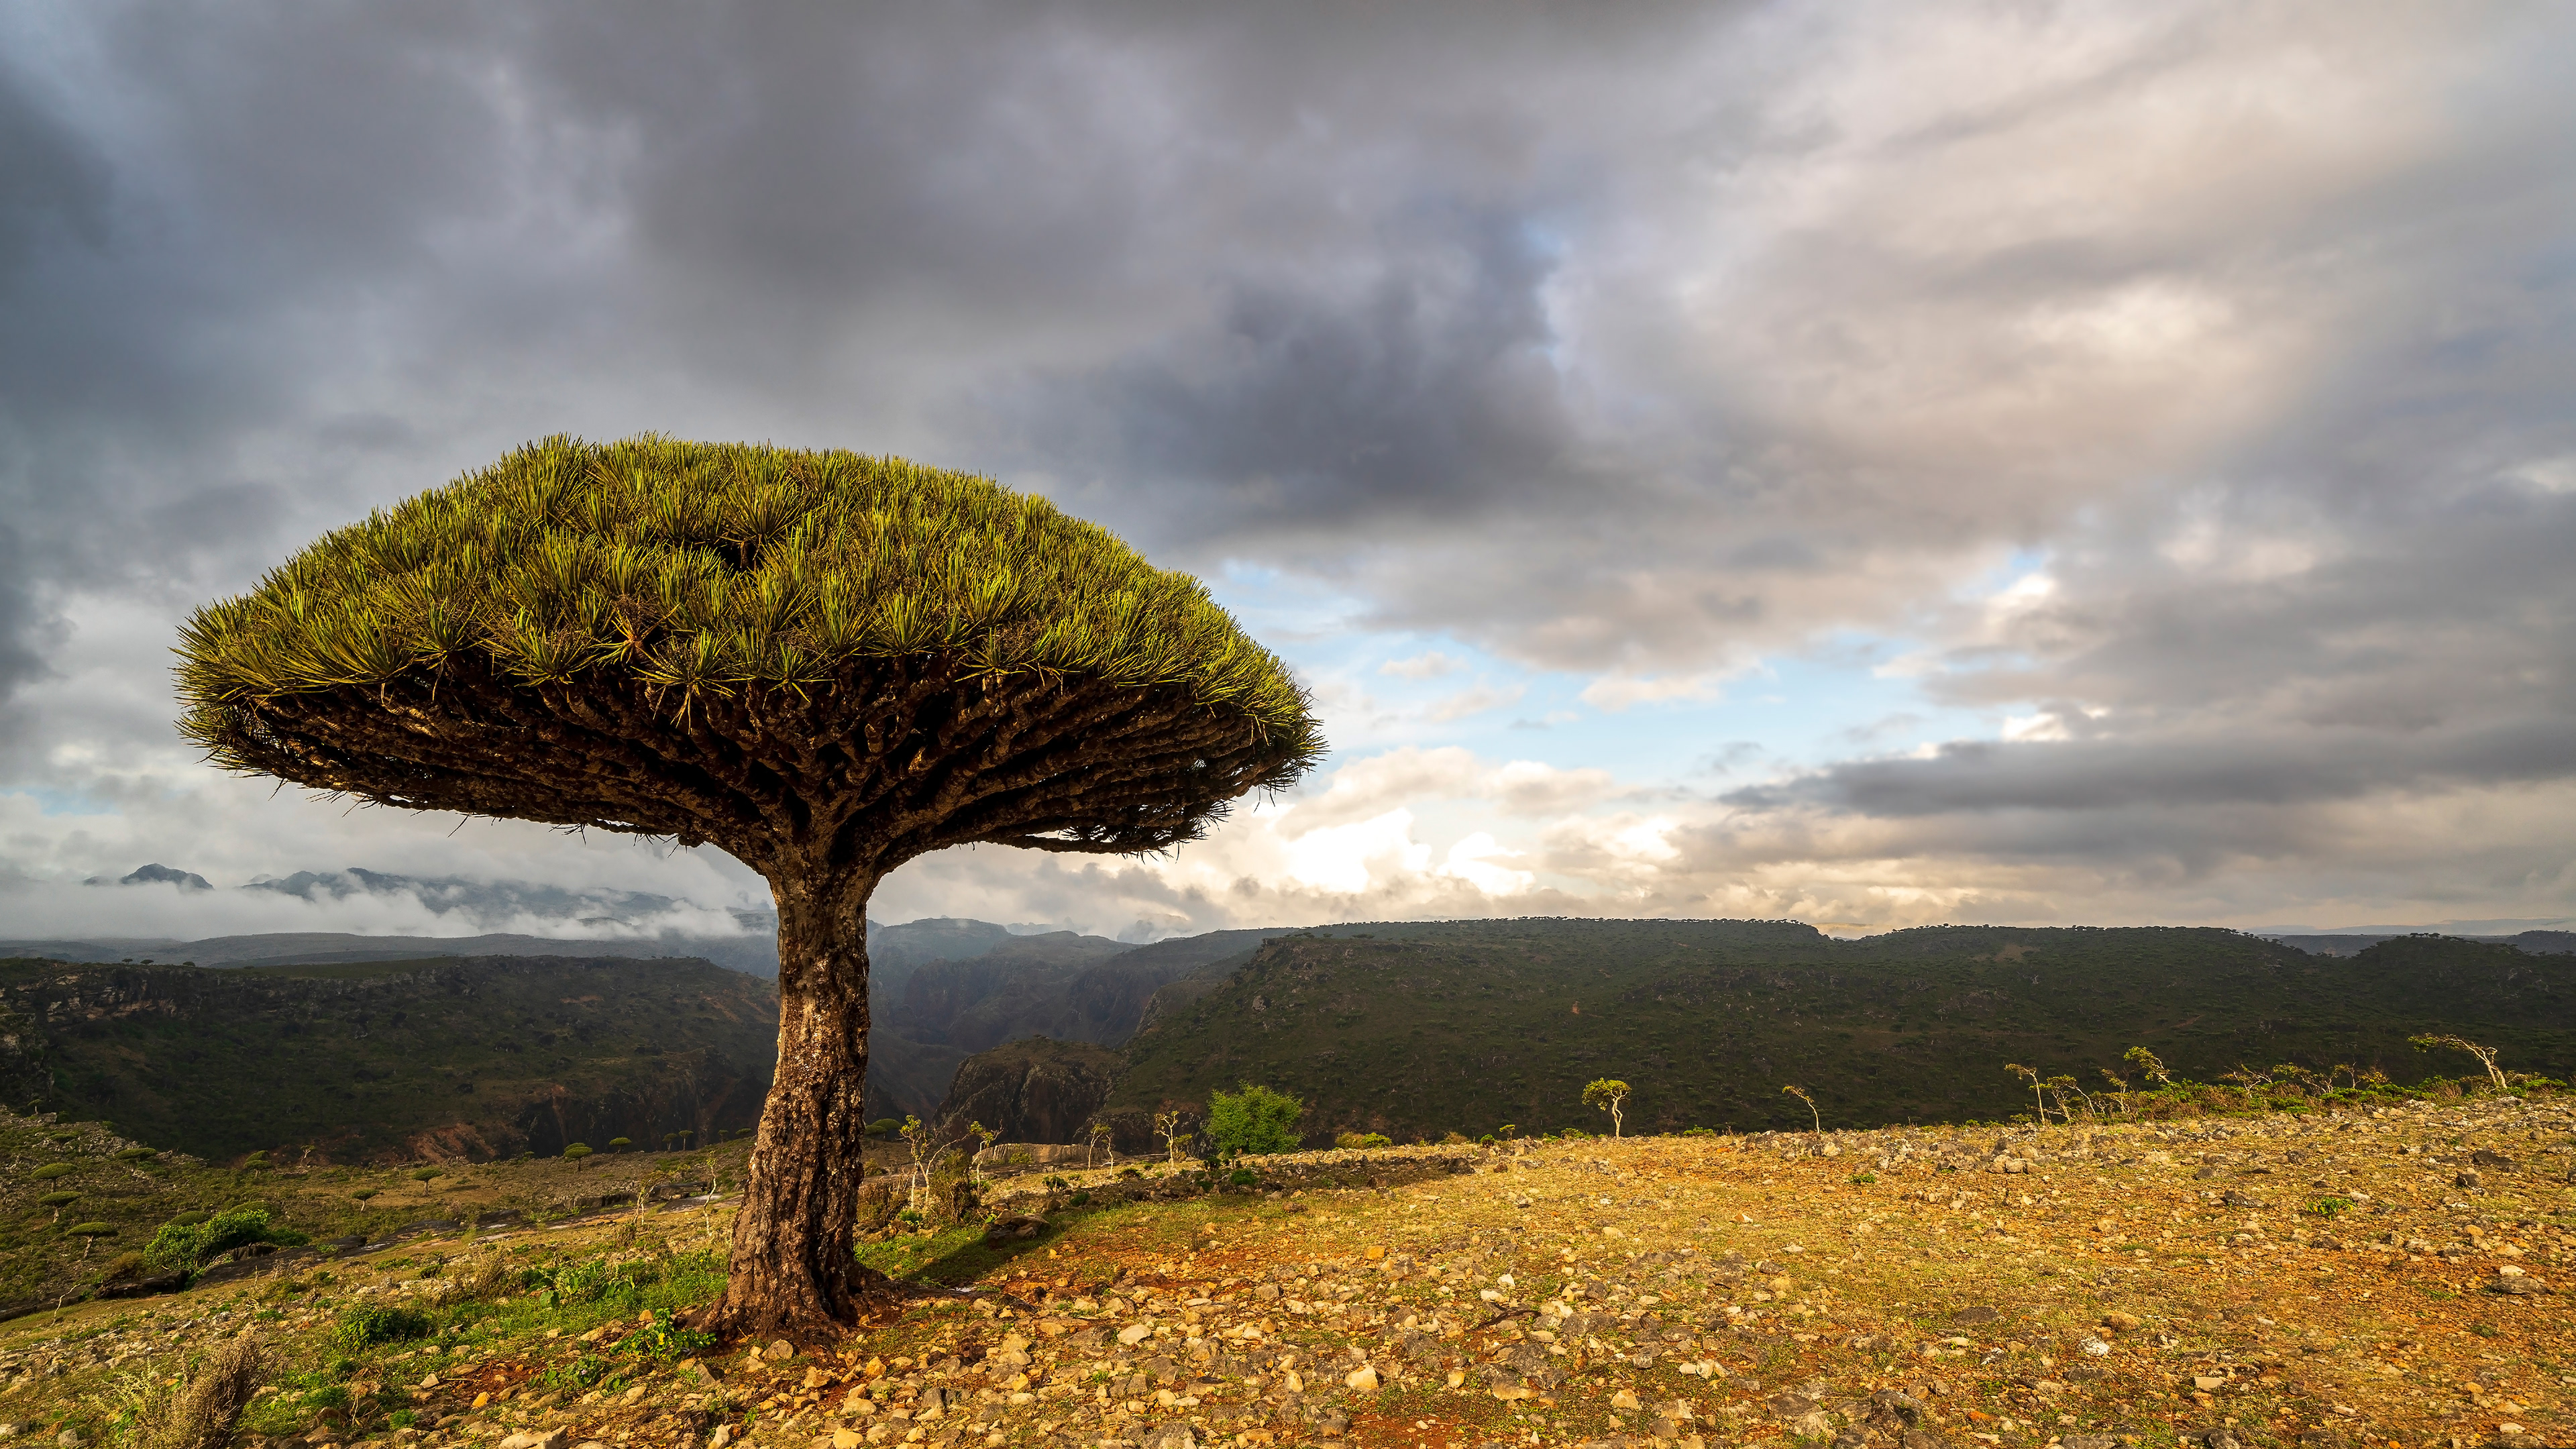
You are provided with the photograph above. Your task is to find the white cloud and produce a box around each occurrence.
[1378,651,1466,680]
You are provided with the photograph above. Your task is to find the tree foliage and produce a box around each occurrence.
[173,435,1321,865]
[1206,1083,1306,1156]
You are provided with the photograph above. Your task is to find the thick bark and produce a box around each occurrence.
[696,867,885,1339]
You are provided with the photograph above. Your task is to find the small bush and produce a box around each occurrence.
[147,1205,309,1273]
[618,1320,715,1360]
[32,1162,74,1181]
[99,1250,153,1283]
[1228,1168,1259,1186]
[533,1354,615,1394]
[168,1210,212,1227]
[335,1304,431,1348]
[1333,1132,1391,1150]
[2307,1196,2355,1218]
[114,1146,156,1161]
[1208,1084,1307,1157]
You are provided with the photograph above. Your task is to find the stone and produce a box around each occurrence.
[1344,1365,1378,1391]
[1612,1389,1643,1411]
[831,1432,863,1449]
[1118,1324,1152,1345]
[496,1432,568,1449]
[764,1340,794,1362]
[2062,1438,2121,1449]
[1949,1306,1998,1326]
[706,1428,734,1449]
[2100,1311,2141,1333]
[2469,1150,2515,1170]
[2198,1430,2243,1449]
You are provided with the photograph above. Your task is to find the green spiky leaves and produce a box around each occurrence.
[173,435,1322,869]
[178,436,1311,735]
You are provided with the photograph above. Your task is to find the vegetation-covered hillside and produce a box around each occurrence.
[0,955,780,1163]
[1104,920,2576,1141]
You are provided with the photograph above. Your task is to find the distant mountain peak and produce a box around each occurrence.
[85,863,213,891]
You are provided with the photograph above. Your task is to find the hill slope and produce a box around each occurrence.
[1105,920,2576,1141]
[0,955,780,1161]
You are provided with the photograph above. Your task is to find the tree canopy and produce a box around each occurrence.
[174,435,1321,870]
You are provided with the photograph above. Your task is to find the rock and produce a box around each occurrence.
[2469,1150,2515,1170]
[2198,1430,2243,1449]
[830,1432,863,1449]
[1949,1305,1998,1326]
[1344,1365,1379,1391]
[1118,1323,1152,1345]
[2455,1171,2482,1189]
[983,1216,1047,1246]
[1612,1389,1642,1411]
[2192,1375,2226,1391]
[2294,1430,2349,1449]
[2063,1438,2121,1449]
[763,1340,793,1361]
[2194,1165,2220,1180]
[496,1432,568,1449]
[705,1429,733,1449]
[932,1039,1128,1146]
[2101,1311,2141,1332]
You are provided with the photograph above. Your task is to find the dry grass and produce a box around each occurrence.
[137,1332,263,1449]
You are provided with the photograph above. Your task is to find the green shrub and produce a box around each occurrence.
[533,1354,614,1394]
[168,1210,211,1226]
[31,1163,74,1181]
[1228,1168,1259,1187]
[563,1144,592,1164]
[608,1138,632,1152]
[113,1146,155,1161]
[66,1222,116,1238]
[2307,1196,2355,1218]
[146,1205,310,1273]
[618,1320,715,1360]
[1208,1084,1306,1157]
[335,1304,431,1348]
[1332,1132,1391,1150]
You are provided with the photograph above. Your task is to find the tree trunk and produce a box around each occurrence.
[698,867,883,1340]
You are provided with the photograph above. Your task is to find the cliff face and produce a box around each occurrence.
[929,1036,1123,1145]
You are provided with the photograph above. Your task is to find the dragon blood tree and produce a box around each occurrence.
[174,437,1322,1335]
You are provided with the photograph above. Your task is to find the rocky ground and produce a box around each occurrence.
[2,1093,2571,1449]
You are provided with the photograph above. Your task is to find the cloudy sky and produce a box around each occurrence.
[3,1,2572,944]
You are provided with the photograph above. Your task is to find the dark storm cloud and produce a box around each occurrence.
[1,2,2573,928]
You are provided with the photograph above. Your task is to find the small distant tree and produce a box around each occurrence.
[2005,1063,2046,1122]
[39,1189,79,1223]
[2043,1075,2090,1122]
[2123,1046,2172,1088]
[1781,1084,1822,1136]
[66,1222,116,1260]
[608,1137,632,1153]
[1581,1079,1631,1137]
[2410,1034,2508,1093]
[1086,1120,1114,1170]
[1155,1110,1193,1169]
[1207,1084,1305,1157]
[2218,1065,2273,1110]
[2098,1067,2134,1118]
[965,1121,999,1187]
[562,1143,592,1169]
[898,1116,936,1213]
